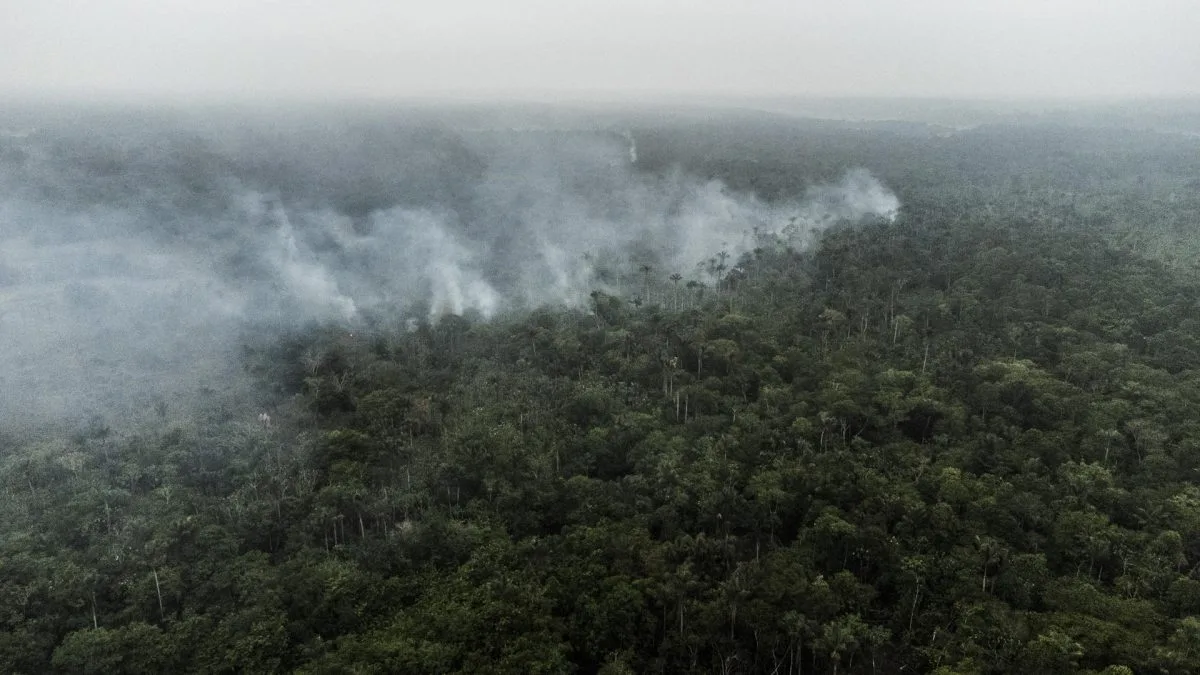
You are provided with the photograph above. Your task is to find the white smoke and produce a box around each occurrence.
[803,168,900,223]
[623,129,638,164]
[229,161,898,320]
[262,199,358,321]
[238,162,898,320]
[0,205,248,425]
[372,209,502,318]
[0,112,902,427]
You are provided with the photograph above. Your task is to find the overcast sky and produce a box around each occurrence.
[2,0,1198,102]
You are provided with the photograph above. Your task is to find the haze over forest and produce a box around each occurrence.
[4,2,1200,674]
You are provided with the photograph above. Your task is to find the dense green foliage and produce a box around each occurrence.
[3,117,1200,673]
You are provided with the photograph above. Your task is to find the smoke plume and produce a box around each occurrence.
[0,108,899,427]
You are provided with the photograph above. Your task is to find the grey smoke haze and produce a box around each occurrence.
[0,112,899,428]
[1,1,1198,101]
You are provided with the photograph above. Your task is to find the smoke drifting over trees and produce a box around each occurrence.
[0,109,898,426]
[4,100,1200,673]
